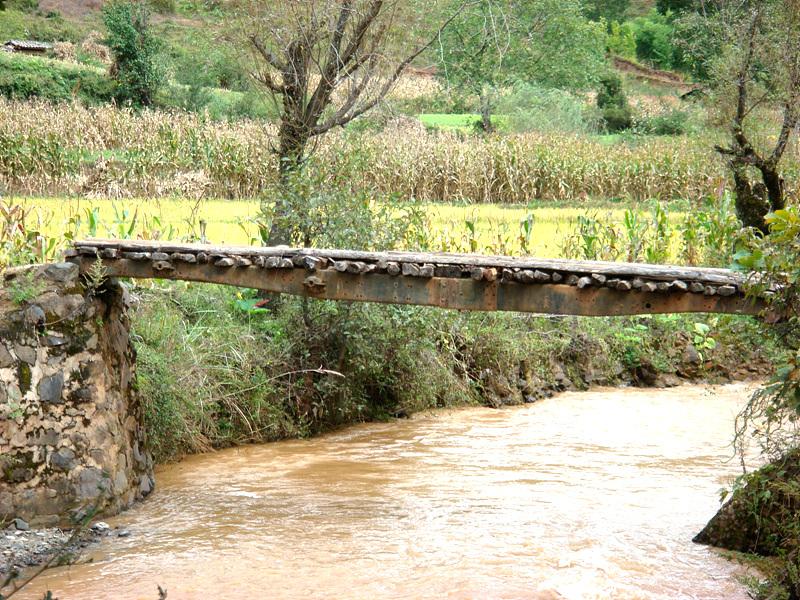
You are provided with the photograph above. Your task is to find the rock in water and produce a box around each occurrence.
[12,518,29,531]
[91,521,110,534]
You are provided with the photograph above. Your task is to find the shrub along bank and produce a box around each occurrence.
[132,281,781,464]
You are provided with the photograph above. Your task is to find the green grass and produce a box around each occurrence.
[0,52,112,104]
[417,113,511,132]
[0,51,272,119]
[0,8,85,43]
[157,82,276,121]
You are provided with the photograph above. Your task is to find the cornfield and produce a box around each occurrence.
[1,99,798,202]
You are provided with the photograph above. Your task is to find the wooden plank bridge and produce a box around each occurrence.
[66,240,762,317]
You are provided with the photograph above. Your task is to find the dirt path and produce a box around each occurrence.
[613,55,699,94]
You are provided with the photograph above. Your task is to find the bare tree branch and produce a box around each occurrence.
[314,1,471,134]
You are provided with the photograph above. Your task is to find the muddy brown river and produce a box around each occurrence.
[22,384,757,599]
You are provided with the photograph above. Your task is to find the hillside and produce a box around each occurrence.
[0,0,696,129]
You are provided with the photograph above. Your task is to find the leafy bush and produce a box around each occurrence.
[103,0,164,107]
[607,21,637,58]
[260,166,428,252]
[600,106,633,132]
[584,0,629,22]
[162,30,249,92]
[735,208,800,460]
[497,84,593,134]
[630,10,680,69]
[165,83,213,113]
[656,0,694,13]
[596,72,633,132]
[156,83,276,121]
[635,109,688,135]
[597,72,625,109]
[0,53,113,104]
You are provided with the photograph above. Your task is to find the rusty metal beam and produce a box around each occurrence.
[72,257,762,317]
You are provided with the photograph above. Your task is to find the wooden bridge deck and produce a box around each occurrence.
[67,240,762,317]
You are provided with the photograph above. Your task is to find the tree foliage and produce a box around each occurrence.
[656,0,694,13]
[735,208,800,461]
[708,0,800,232]
[584,0,630,23]
[437,0,606,129]
[240,1,462,168]
[102,0,164,107]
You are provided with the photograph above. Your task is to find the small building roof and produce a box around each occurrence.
[3,40,54,51]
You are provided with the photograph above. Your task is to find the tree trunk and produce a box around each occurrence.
[730,163,787,234]
[266,121,310,247]
[479,89,494,133]
[732,168,771,234]
[761,161,787,213]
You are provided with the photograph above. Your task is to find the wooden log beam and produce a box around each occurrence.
[71,239,746,285]
[69,256,763,317]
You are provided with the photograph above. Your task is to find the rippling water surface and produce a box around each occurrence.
[25,384,757,599]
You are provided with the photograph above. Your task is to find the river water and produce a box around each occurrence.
[23,384,757,599]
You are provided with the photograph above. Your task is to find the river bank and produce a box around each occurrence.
[0,520,125,578]
[131,282,782,464]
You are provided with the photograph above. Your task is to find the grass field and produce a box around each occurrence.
[417,113,511,132]
[14,197,689,259]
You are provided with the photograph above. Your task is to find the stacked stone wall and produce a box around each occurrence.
[0,263,153,526]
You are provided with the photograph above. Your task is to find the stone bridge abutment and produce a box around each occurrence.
[0,263,153,526]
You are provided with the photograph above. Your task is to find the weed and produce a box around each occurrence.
[692,321,718,363]
[4,270,45,305]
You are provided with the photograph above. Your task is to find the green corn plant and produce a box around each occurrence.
[110,204,139,239]
[519,213,535,255]
[463,218,479,253]
[622,209,646,262]
[644,202,671,265]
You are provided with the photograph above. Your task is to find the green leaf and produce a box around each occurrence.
[234,298,268,314]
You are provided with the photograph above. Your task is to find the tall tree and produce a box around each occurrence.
[238,1,467,245]
[103,0,164,107]
[656,0,695,13]
[584,0,630,23]
[437,0,607,132]
[710,0,800,233]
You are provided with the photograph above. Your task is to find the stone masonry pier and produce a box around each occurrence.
[0,263,153,526]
